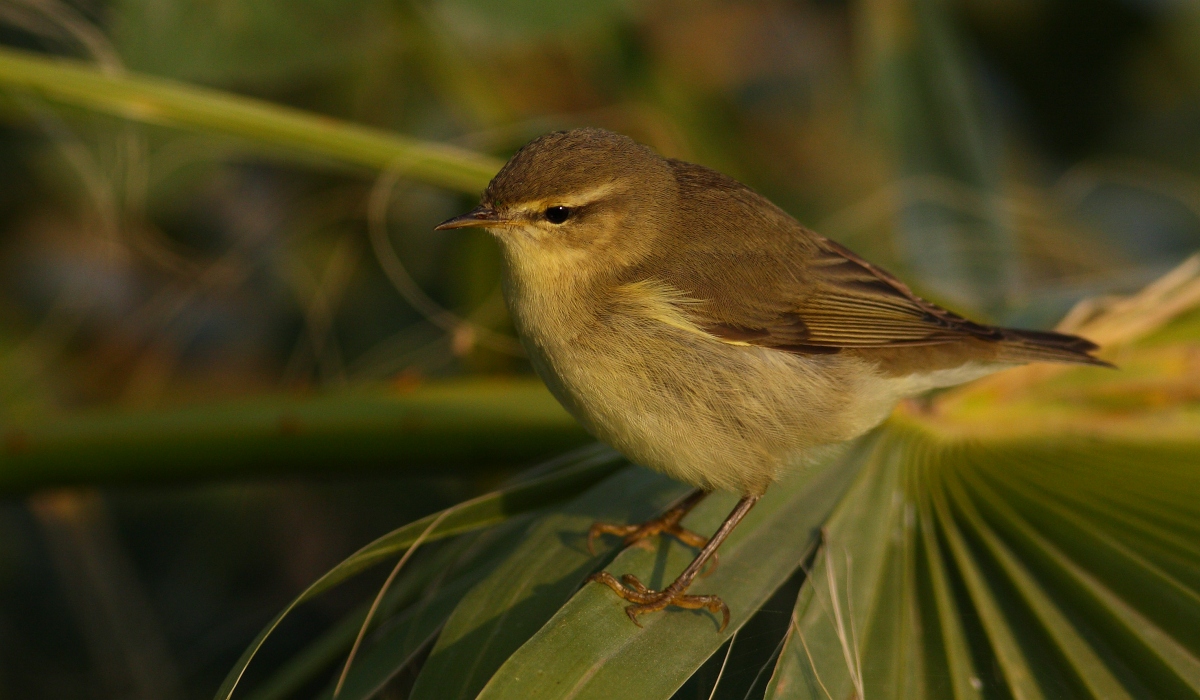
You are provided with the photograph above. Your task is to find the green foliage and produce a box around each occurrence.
[0,45,500,192]
[112,0,396,85]
[769,429,1200,699]
[215,444,625,700]
[861,0,1016,315]
[472,436,868,700]
[0,378,587,491]
[437,0,630,37]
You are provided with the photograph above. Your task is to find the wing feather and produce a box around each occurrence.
[690,236,998,352]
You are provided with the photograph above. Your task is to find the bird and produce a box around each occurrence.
[435,127,1108,631]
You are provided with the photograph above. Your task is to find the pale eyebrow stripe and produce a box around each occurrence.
[518,181,620,211]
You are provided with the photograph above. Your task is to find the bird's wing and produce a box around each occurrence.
[638,159,1102,363]
[657,233,1004,355]
[637,159,998,354]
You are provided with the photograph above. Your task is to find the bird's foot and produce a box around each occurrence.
[586,517,717,575]
[586,491,716,570]
[587,518,709,552]
[588,572,729,631]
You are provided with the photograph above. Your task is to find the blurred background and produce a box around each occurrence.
[0,0,1199,697]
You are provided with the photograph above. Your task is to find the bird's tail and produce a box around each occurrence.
[994,327,1113,367]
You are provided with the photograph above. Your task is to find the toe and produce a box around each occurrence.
[587,522,635,554]
[666,525,710,550]
[619,573,650,593]
[588,571,623,593]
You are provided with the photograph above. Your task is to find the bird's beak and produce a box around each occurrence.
[434,205,510,230]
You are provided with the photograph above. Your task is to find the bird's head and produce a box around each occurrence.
[435,128,675,279]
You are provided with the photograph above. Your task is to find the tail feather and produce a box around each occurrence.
[995,327,1114,367]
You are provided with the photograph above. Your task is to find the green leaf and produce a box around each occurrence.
[0,378,588,492]
[765,428,915,700]
[932,464,1051,700]
[0,45,501,192]
[975,449,1200,657]
[475,433,875,700]
[944,468,1134,700]
[915,469,984,700]
[766,423,1200,700]
[245,530,489,700]
[960,459,1200,698]
[244,518,550,700]
[684,568,809,700]
[311,518,537,700]
[212,445,622,700]
[408,465,687,700]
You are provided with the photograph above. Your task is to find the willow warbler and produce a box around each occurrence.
[436,128,1106,630]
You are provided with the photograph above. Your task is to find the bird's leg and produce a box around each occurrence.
[587,489,710,555]
[589,495,759,631]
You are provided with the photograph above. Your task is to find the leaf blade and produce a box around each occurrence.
[212,445,622,700]
[478,434,877,700]
[0,45,501,192]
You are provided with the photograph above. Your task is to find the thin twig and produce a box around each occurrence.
[707,630,736,700]
[844,547,864,698]
[797,619,834,700]
[741,623,791,700]
[332,507,453,699]
[825,547,864,699]
[367,162,524,357]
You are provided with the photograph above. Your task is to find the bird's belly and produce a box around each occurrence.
[525,328,895,495]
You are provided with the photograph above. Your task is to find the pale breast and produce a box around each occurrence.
[513,287,899,495]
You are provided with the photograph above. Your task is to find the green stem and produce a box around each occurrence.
[0,45,501,192]
[0,378,590,492]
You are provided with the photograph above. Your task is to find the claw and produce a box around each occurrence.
[587,522,637,555]
[586,490,710,556]
[620,573,650,593]
[588,571,729,631]
[587,519,710,554]
[663,523,709,550]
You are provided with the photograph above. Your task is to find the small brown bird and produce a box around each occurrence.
[436,128,1107,630]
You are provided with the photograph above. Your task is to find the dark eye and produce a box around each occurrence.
[544,206,571,224]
